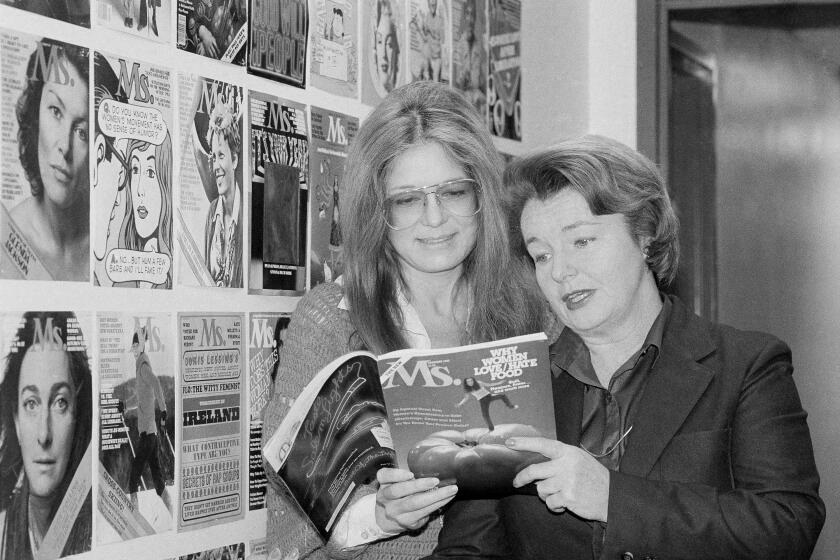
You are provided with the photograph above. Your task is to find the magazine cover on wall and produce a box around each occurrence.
[361,0,406,105]
[176,0,248,65]
[177,75,245,288]
[248,91,309,295]
[96,312,176,544]
[179,542,245,560]
[0,0,90,26]
[488,0,520,140]
[247,0,308,87]
[452,0,487,118]
[0,311,93,559]
[309,106,357,286]
[0,32,90,282]
[310,0,357,98]
[247,311,290,510]
[93,51,174,288]
[95,0,171,42]
[409,0,450,84]
[178,312,246,530]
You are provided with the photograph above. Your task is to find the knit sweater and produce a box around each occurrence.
[262,282,442,560]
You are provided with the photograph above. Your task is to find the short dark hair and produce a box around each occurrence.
[505,135,680,286]
[16,39,89,199]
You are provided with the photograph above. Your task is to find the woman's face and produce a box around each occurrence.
[130,143,162,240]
[211,132,237,199]
[386,142,478,280]
[14,347,77,500]
[521,188,652,340]
[375,8,398,90]
[37,58,89,209]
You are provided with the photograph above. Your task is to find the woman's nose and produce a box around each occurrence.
[551,253,577,282]
[37,408,53,448]
[420,192,446,227]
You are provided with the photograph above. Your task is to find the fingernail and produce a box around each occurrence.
[443,485,458,494]
[425,477,440,488]
[505,438,517,448]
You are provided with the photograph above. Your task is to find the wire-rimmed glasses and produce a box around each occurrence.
[383,178,482,230]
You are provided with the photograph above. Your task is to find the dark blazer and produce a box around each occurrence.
[429,296,825,560]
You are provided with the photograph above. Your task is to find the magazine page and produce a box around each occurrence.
[451,0,487,119]
[247,311,290,511]
[262,351,396,540]
[360,0,406,106]
[309,0,357,98]
[178,312,246,530]
[96,312,176,544]
[0,311,93,559]
[93,51,174,288]
[176,0,248,65]
[247,0,308,88]
[179,542,245,560]
[95,0,171,43]
[0,0,90,26]
[308,106,357,286]
[177,74,245,288]
[247,91,309,295]
[488,0,520,140]
[408,0,449,84]
[0,32,90,282]
[379,332,553,495]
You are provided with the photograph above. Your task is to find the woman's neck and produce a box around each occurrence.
[401,266,469,348]
[40,196,87,247]
[28,492,55,548]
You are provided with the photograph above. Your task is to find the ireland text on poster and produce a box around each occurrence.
[179,313,246,530]
[0,32,90,281]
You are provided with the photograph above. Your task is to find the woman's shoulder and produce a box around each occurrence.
[292,281,351,331]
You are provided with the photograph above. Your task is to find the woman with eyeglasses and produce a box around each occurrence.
[261,81,547,559]
[430,136,825,560]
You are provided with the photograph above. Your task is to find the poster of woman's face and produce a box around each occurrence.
[363,0,404,104]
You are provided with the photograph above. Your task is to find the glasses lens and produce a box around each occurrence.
[385,179,481,229]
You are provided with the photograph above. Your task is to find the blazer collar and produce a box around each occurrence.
[618,295,717,476]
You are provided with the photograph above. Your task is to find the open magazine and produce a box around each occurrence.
[262,332,555,539]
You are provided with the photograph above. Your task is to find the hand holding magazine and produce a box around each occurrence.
[262,332,556,539]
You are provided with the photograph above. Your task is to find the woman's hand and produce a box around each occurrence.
[507,437,610,522]
[374,467,458,534]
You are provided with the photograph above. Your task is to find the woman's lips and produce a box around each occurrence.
[137,205,148,219]
[417,232,456,246]
[50,164,72,183]
[562,289,595,310]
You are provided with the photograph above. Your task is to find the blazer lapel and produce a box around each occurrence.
[619,297,716,477]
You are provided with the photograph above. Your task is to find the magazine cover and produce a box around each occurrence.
[0,32,90,282]
[408,0,449,84]
[95,0,171,42]
[93,51,174,288]
[96,312,176,543]
[310,0,357,98]
[247,311,290,511]
[247,0,308,88]
[179,542,245,560]
[452,0,487,118]
[177,74,245,288]
[488,0,520,140]
[176,0,248,65]
[263,351,396,540]
[248,91,309,295]
[0,311,93,559]
[360,0,406,105]
[308,106,357,286]
[0,0,90,26]
[178,313,246,530]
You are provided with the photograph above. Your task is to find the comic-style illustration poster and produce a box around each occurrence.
[178,313,246,530]
[92,51,174,288]
[309,106,357,286]
[95,0,171,42]
[488,0,520,140]
[247,311,289,510]
[176,0,248,65]
[409,0,449,84]
[248,91,308,295]
[0,0,90,26]
[310,0,357,98]
[247,0,308,88]
[361,0,406,106]
[452,0,487,118]
[0,311,93,558]
[178,75,245,288]
[97,312,176,543]
[0,32,90,282]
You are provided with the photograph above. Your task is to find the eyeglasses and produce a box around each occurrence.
[580,425,633,459]
[383,178,481,230]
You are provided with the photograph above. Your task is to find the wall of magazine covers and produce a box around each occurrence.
[0,1,636,559]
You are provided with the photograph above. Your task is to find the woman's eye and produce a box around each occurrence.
[49,105,62,119]
[146,168,156,179]
[22,397,38,412]
[574,238,593,248]
[532,253,550,265]
[75,126,88,143]
[392,194,421,207]
[53,396,69,412]
[132,164,140,175]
